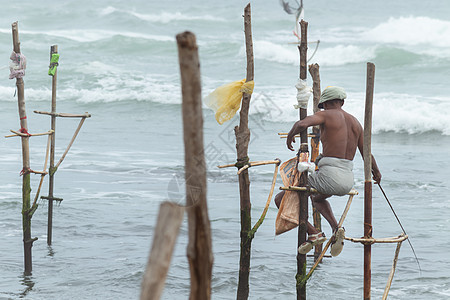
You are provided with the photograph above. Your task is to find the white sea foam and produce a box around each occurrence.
[98,6,224,24]
[0,28,173,43]
[365,16,450,47]
[248,89,450,135]
[99,6,117,16]
[130,11,225,23]
[250,40,376,66]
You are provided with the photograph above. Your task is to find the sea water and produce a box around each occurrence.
[1,1,450,299]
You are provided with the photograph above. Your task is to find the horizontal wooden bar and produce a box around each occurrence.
[41,196,63,201]
[237,159,281,175]
[30,170,48,175]
[5,129,54,138]
[278,133,317,139]
[218,159,280,169]
[345,234,408,245]
[34,110,91,118]
[280,186,359,195]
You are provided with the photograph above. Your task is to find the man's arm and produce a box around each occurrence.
[286,112,325,151]
[357,130,382,184]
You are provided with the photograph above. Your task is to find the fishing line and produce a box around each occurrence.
[377,183,422,274]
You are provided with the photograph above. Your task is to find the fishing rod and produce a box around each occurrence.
[377,183,422,274]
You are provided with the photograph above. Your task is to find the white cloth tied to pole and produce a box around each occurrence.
[294,79,311,109]
[9,51,27,79]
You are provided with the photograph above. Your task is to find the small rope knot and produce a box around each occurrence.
[235,156,250,169]
[20,167,32,176]
[19,128,32,136]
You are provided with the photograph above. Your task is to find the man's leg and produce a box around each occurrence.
[307,221,320,235]
[311,193,338,232]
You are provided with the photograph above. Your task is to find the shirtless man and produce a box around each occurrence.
[279,86,382,256]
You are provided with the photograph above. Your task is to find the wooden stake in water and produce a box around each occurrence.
[235,4,254,300]
[11,21,35,274]
[308,63,322,261]
[296,20,309,300]
[364,62,375,300]
[47,44,58,246]
[176,31,213,300]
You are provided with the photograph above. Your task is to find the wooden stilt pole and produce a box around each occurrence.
[11,21,35,274]
[47,45,58,246]
[363,62,375,300]
[140,202,184,300]
[176,31,213,300]
[308,63,322,261]
[235,4,254,300]
[296,20,308,300]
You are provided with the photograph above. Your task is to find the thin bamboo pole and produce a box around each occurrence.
[296,20,308,300]
[12,21,34,274]
[303,193,356,283]
[47,45,58,246]
[308,63,322,261]
[32,133,52,208]
[364,62,376,300]
[176,31,213,300]
[54,117,86,169]
[140,202,184,300]
[382,241,403,300]
[249,162,280,236]
[235,4,254,300]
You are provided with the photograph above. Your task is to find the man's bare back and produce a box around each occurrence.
[319,107,362,160]
[286,99,381,183]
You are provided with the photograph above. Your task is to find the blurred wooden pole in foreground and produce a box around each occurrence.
[140,202,184,300]
[177,30,213,300]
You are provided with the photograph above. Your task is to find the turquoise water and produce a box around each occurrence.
[1,1,450,299]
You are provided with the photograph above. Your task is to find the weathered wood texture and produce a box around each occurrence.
[298,20,308,143]
[12,21,34,274]
[140,202,184,300]
[308,63,322,261]
[297,143,309,300]
[177,31,213,300]
[364,62,375,300]
[235,4,254,300]
[296,19,309,300]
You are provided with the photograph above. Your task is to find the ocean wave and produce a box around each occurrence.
[249,40,376,66]
[99,6,225,24]
[248,89,450,135]
[365,16,450,48]
[0,28,173,43]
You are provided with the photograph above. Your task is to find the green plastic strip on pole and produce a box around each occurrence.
[48,53,60,76]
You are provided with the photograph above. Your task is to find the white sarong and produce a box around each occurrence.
[309,156,354,196]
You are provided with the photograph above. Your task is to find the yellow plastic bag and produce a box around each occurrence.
[204,79,254,124]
